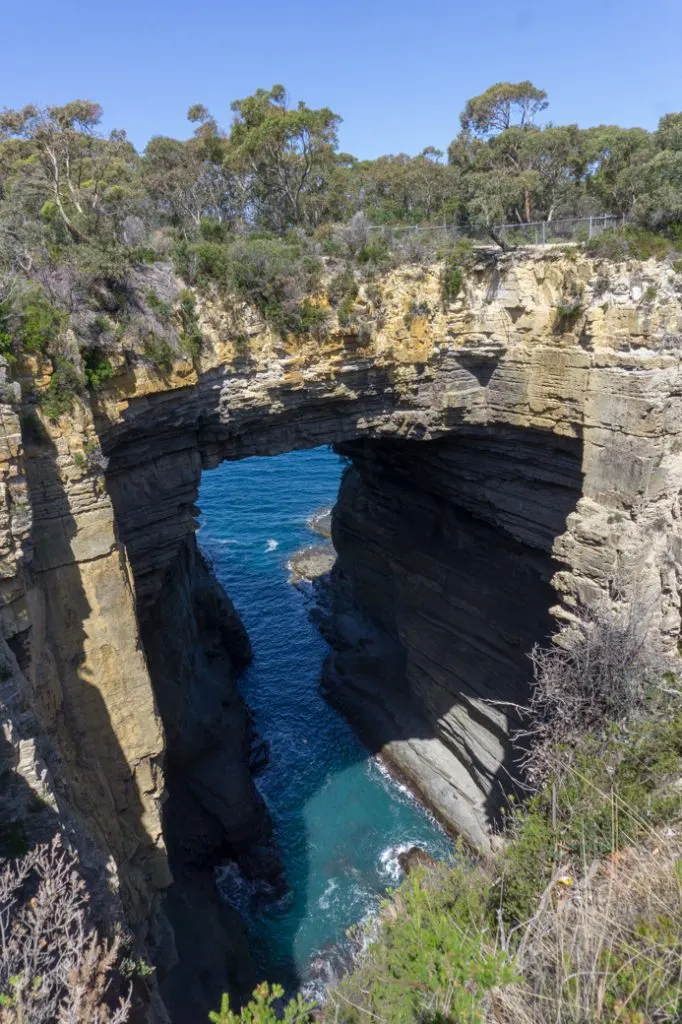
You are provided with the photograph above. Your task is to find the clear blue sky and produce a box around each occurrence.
[2,0,680,158]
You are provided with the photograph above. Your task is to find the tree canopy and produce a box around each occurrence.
[1,79,681,278]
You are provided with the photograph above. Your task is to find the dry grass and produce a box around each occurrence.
[490,830,682,1024]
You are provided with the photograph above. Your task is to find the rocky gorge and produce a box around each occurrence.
[1,248,682,1018]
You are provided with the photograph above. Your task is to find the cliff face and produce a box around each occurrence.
[324,427,581,846]
[1,250,681,1012]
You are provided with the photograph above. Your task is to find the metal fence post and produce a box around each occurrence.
[589,216,593,239]
[542,221,546,245]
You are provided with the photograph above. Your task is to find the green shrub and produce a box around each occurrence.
[337,295,357,326]
[586,227,673,262]
[0,300,14,361]
[73,242,134,284]
[40,358,84,421]
[143,334,174,375]
[199,218,228,243]
[226,237,322,334]
[131,245,158,265]
[178,290,203,362]
[146,289,173,323]
[329,862,516,1023]
[209,983,314,1024]
[327,266,358,306]
[83,348,115,390]
[666,221,682,249]
[672,259,682,274]
[497,703,682,927]
[643,284,658,303]
[294,300,329,337]
[440,239,475,305]
[404,299,431,328]
[321,233,344,257]
[441,256,464,304]
[552,300,584,334]
[173,240,231,288]
[16,289,68,355]
[356,237,391,268]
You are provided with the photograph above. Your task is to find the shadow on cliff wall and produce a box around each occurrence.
[330,426,585,836]
[22,418,169,973]
[0,727,61,857]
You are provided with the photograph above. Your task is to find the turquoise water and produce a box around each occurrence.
[198,446,452,995]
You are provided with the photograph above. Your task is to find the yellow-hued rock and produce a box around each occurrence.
[2,248,682,998]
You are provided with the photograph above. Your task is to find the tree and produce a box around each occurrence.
[584,125,653,214]
[0,102,140,246]
[655,111,682,153]
[627,150,682,228]
[141,104,238,235]
[460,80,548,137]
[226,85,341,230]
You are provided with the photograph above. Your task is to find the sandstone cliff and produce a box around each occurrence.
[1,248,681,1014]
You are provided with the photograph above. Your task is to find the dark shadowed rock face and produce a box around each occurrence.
[324,429,582,846]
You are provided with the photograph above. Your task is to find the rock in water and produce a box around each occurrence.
[398,846,439,874]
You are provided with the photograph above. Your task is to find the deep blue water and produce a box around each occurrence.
[198,446,452,995]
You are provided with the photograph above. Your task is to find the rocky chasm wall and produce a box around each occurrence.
[1,250,682,1018]
[324,427,584,845]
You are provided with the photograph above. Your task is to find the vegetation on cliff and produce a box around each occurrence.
[1,82,682,409]
[205,586,682,1024]
[315,589,682,1024]
[0,837,133,1023]
[2,81,682,1024]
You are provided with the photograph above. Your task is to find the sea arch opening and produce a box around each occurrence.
[99,381,584,1014]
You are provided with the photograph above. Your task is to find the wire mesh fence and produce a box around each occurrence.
[367,214,631,247]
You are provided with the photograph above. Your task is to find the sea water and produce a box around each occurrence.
[198,446,452,995]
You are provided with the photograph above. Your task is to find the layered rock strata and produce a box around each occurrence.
[0,250,680,1014]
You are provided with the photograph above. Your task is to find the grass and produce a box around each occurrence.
[552,300,584,334]
[317,625,682,1024]
[494,835,682,1024]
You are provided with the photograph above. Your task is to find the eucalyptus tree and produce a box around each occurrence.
[226,84,341,230]
[0,102,139,246]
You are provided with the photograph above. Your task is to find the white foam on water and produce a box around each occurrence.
[216,861,255,919]
[369,756,449,838]
[265,538,279,551]
[317,877,339,910]
[369,756,413,799]
[378,842,414,884]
